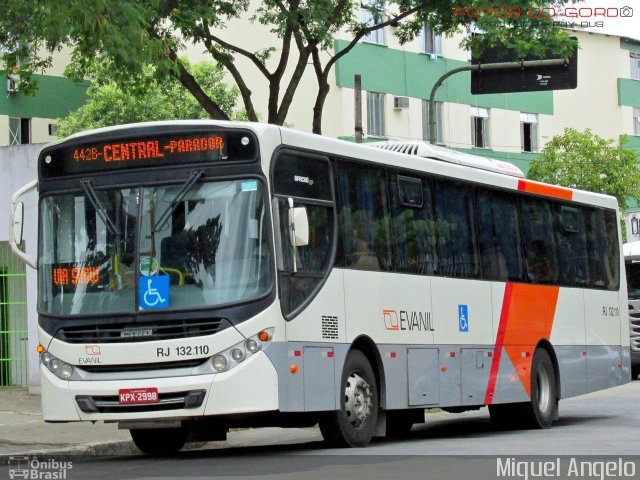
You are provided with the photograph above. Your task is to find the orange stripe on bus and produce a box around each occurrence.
[517,179,573,201]
[485,284,560,402]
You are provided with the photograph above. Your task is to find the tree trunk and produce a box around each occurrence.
[312,76,331,135]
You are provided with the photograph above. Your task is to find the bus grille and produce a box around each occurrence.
[80,358,207,373]
[75,390,205,414]
[55,318,224,343]
[630,317,640,352]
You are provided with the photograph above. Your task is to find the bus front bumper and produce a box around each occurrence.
[40,351,279,422]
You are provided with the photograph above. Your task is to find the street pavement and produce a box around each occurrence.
[2,381,640,463]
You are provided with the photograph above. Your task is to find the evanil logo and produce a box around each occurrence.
[383,309,434,332]
[294,175,314,186]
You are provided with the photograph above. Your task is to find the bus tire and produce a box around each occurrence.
[385,409,419,438]
[523,348,558,428]
[489,349,558,429]
[319,350,378,447]
[130,427,188,455]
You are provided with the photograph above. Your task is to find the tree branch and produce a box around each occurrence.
[323,5,423,76]
[202,21,271,79]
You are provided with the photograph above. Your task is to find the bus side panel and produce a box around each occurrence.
[430,278,494,346]
[343,271,433,346]
[554,346,587,398]
[284,270,346,343]
[551,288,588,399]
[584,289,624,392]
[491,350,528,404]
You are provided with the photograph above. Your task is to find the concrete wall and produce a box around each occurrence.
[0,144,42,391]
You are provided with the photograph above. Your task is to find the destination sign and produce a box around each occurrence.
[39,128,258,178]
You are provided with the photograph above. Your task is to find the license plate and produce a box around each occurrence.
[118,387,159,404]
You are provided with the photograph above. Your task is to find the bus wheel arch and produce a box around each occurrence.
[350,335,386,407]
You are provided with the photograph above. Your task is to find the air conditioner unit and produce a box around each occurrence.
[6,75,19,93]
[393,96,409,109]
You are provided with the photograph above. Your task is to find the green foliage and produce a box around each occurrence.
[58,59,242,137]
[0,0,577,130]
[527,128,640,211]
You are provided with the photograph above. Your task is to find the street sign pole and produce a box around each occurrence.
[428,58,567,144]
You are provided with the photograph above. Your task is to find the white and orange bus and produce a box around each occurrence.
[10,121,630,453]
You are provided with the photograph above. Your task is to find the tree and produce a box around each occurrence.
[527,128,640,211]
[1,1,576,134]
[58,59,242,137]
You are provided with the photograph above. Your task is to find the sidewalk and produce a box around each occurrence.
[0,388,321,463]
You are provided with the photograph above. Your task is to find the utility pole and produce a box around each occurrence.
[354,74,363,144]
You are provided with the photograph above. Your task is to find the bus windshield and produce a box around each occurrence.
[627,259,640,300]
[38,179,272,315]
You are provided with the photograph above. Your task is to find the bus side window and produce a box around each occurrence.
[387,172,437,275]
[336,162,391,271]
[586,209,619,290]
[520,198,558,284]
[476,190,524,282]
[554,205,590,287]
[433,180,479,279]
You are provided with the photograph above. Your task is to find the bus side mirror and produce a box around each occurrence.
[12,201,24,246]
[289,206,309,248]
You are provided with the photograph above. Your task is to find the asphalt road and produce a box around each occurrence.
[2,381,640,480]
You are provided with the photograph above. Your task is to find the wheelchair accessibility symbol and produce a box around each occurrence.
[139,276,170,310]
[458,304,469,332]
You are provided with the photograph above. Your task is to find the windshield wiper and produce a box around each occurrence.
[153,170,204,232]
[81,180,120,235]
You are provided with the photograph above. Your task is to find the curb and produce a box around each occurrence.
[0,441,136,465]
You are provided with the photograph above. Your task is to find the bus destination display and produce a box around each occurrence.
[72,135,224,163]
[40,129,257,177]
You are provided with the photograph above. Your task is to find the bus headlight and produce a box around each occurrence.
[212,355,229,372]
[231,349,245,362]
[245,339,260,353]
[210,328,273,374]
[40,350,74,380]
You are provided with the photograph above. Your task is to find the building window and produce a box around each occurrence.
[9,117,30,146]
[422,100,443,144]
[520,113,538,152]
[360,0,385,45]
[631,53,640,81]
[48,123,59,136]
[420,25,441,56]
[470,107,489,148]
[634,108,640,136]
[367,92,385,137]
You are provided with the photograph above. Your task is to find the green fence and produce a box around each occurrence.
[0,242,28,387]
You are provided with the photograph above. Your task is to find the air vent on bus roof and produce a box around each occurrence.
[370,140,525,178]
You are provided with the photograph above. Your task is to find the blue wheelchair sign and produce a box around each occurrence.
[139,276,170,310]
[458,304,469,332]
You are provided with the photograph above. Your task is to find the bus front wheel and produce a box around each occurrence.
[130,427,188,455]
[319,350,378,447]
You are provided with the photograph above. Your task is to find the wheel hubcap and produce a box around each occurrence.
[344,371,373,427]
[536,368,551,414]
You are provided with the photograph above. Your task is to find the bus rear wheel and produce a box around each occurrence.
[489,348,558,429]
[130,427,188,455]
[319,350,378,447]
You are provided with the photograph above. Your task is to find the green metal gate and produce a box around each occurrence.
[0,242,28,387]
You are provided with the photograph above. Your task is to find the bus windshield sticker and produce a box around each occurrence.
[139,256,159,276]
[241,180,258,192]
[139,276,170,310]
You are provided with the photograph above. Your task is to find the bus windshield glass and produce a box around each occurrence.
[38,179,272,315]
[627,259,640,300]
